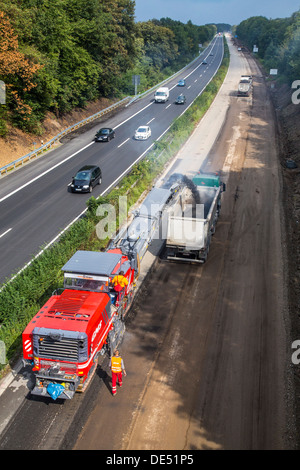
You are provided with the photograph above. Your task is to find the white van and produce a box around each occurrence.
[154,87,169,103]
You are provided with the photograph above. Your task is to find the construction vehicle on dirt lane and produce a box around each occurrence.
[165,173,225,263]
[237,75,252,97]
[22,183,181,400]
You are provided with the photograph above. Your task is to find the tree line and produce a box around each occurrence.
[0,0,217,136]
[234,10,300,82]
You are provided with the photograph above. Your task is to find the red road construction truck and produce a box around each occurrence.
[22,183,180,399]
[22,250,133,399]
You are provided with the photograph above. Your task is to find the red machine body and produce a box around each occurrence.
[22,250,135,399]
[21,182,181,399]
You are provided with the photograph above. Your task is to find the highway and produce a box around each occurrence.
[0,35,291,451]
[0,35,223,285]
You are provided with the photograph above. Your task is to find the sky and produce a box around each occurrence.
[134,0,300,26]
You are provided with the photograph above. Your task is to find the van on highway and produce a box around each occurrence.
[154,87,169,103]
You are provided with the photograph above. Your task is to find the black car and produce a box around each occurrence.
[95,127,115,142]
[175,94,186,104]
[202,60,207,65]
[70,165,102,193]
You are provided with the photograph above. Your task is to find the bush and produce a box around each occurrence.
[0,119,7,137]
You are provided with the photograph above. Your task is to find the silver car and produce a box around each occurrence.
[134,126,151,140]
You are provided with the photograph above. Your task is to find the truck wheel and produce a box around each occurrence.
[200,240,210,262]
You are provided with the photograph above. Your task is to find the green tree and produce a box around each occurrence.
[236,10,300,83]
[0,0,218,133]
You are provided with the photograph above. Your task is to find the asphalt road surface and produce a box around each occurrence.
[0,36,223,286]
[72,49,288,451]
[0,36,292,451]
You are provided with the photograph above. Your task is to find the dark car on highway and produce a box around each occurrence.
[95,127,115,142]
[70,165,102,193]
[175,94,186,104]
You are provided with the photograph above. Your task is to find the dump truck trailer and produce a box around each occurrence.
[166,173,225,263]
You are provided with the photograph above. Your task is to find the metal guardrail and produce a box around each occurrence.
[0,40,214,177]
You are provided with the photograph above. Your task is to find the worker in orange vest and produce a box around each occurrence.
[110,349,126,396]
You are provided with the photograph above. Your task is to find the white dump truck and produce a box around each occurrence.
[237,75,252,97]
[165,173,225,263]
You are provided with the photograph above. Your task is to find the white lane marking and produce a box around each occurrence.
[0,103,155,203]
[147,118,155,124]
[114,101,154,129]
[0,37,224,291]
[0,228,12,239]
[188,86,191,89]
[165,104,172,109]
[0,141,95,203]
[0,36,221,204]
[118,138,130,148]
[194,79,198,82]
[0,124,172,291]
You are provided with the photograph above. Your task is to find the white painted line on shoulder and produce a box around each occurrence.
[118,138,130,148]
[114,101,154,129]
[0,228,12,239]
[0,141,95,203]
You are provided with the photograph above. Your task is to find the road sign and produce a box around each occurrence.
[0,341,5,364]
[0,81,5,105]
[132,75,140,85]
[132,75,140,96]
